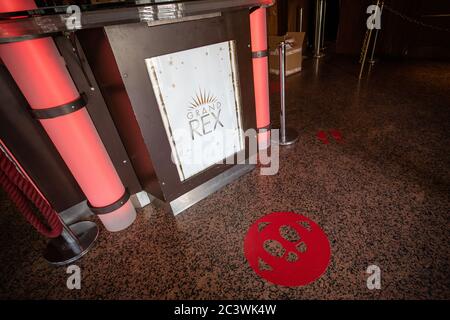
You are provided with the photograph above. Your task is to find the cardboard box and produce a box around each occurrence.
[268,32,305,76]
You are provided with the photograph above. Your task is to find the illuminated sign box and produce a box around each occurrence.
[146,41,244,181]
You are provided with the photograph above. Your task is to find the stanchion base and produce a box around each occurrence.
[44,221,98,266]
[276,127,299,146]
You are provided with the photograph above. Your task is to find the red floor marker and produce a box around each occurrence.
[316,130,329,144]
[329,129,343,143]
[244,212,331,286]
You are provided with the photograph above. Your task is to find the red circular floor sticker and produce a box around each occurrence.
[244,212,331,286]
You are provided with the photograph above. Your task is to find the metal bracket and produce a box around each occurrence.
[87,189,130,215]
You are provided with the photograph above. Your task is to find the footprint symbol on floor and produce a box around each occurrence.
[316,130,343,144]
[329,129,343,143]
[317,131,329,144]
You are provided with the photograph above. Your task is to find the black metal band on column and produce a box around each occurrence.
[87,189,130,215]
[252,50,269,59]
[31,94,87,119]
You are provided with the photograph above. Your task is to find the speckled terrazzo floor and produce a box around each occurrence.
[0,54,449,300]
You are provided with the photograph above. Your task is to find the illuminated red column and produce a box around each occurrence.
[0,0,136,232]
[250,6,271,150]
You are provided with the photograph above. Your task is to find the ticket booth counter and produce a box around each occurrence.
[0,0,272,216]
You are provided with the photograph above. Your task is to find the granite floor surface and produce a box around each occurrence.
[0,54,449,299]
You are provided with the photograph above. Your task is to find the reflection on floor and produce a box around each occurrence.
[1,54,449,299]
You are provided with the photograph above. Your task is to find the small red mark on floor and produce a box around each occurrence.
[329,129,343,143]
[317,130,329,144]
[244,212,331,287]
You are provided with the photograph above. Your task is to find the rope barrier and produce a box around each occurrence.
[0,151,62,238]
[384,4,450,33]
[358,1,449,78]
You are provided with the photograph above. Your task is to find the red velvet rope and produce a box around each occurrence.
[0,152,62,238]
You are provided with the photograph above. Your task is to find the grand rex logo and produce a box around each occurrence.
[187,89,224,140]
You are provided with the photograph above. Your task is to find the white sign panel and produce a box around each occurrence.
[145,41,244,181]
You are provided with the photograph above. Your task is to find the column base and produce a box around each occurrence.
[274,127,299,146]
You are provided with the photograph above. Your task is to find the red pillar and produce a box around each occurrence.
[0,0,136,232]
[250,6,271,150]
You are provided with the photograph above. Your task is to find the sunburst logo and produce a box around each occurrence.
[189,89,218,109]
[186,88,224,140]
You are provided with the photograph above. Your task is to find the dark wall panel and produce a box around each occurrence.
[0,65,85,212]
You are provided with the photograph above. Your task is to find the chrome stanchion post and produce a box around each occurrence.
[369,2,384,65]
[299,7,309,59]
[314,0,325,58]
[321,0,327,50]
[278,41,298,146]
[298,7,303,32]
[44,217,99,266]
[358,29,372,79]
[359,0,380,78]
[368,28,379,66]
[280,41,286,143]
